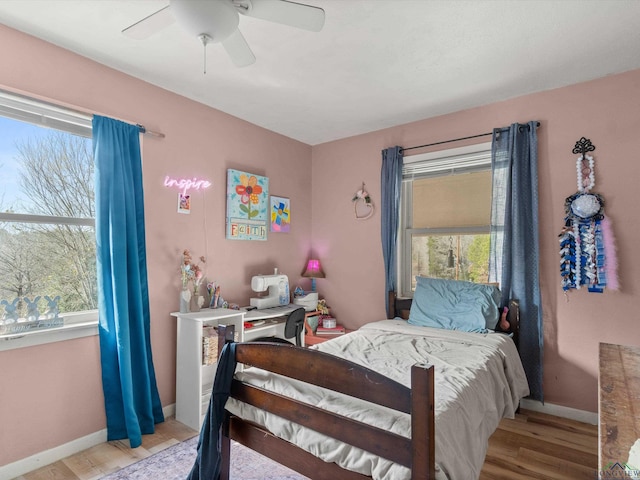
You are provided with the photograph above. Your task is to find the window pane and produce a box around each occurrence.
[410,234,490,291]
[0,117,94,217]
[0,222,97,316]
[0,112,96,323]
[400,145,492,296]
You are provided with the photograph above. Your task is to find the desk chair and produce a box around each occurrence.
[252,307,306,346]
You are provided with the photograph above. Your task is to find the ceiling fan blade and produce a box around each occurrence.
[236,0,325,32]
[122,5,175,40]
[222,29,256,67]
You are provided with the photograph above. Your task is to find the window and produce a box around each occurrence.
[0,90,96,346]
[399,143,492,296]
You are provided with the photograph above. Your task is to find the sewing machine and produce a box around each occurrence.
[249,270,290,309]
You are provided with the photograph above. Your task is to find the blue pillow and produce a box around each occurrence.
[408,277,502,333]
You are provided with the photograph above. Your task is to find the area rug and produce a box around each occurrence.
[100,436,309,480]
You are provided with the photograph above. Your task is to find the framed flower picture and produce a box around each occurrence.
[226,169,269,240]
[270,196,290,232]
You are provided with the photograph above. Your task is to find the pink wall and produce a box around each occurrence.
[312,68,640,413]
[0,25,312,466]
[3,20,640,469]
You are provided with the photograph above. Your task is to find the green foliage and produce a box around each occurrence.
[410,234,490,290]
[467,235,490,283]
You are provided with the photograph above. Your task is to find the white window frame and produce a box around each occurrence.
[0,90,97,351]
[398,142,492,297]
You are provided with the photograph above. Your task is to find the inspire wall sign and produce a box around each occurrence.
[226,169,269,241]
[164,175,212,215]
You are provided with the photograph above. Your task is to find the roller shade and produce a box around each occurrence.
[411,169,492,229]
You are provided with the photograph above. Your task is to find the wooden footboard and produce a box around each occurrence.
[217,324,435,480]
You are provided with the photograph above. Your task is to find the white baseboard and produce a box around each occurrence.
[1,429,108,479]
[1,403,176,479]
[520,399,598,425]
[163,403,176,419]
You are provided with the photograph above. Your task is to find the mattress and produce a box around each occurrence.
[225,319,530,480]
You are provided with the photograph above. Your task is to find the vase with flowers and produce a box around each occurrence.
[180,249,206,313]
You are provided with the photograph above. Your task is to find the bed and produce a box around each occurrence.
[205,279,529,480]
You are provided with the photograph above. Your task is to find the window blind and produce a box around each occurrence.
[0,89,91,138]
[402,150,491,180]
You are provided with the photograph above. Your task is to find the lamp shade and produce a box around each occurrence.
[302,259,325,278]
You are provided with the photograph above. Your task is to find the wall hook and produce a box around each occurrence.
[572,137,596,156]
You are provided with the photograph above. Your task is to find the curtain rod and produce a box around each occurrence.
[74,109,165,138]
[60,102,167,139]
[0,89,165,139]
[79,112,164,138]
[400,121,540,154]
[136,124,165,138]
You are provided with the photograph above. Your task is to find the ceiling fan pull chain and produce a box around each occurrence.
[199,34,211,75]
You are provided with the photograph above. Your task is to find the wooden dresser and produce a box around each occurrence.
[599,342,640,470]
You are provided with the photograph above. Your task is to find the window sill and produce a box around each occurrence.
[0,311,98,352]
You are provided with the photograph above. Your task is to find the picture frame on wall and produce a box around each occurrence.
[177,193,191,214]
[270,196,290,233]
[226,169,269,241]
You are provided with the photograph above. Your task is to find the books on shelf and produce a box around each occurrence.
[316,325,346,335]
[202,326,218,366]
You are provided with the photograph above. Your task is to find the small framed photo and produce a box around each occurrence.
[178,193,191,214]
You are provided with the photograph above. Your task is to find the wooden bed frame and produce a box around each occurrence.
[215,293,520,480]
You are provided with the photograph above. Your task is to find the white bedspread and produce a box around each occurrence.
[225,319,530,480]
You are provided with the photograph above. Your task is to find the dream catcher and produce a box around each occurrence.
[559,138,618,293]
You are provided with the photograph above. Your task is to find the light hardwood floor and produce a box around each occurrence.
[15,417,198,480]
[17,409,597,480]
[480,409,598,479]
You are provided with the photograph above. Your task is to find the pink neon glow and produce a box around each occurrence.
[306,259,320,271]
[164,176,212,195]
[303,259,324,275]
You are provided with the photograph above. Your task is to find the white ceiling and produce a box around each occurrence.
[1,0,640,145]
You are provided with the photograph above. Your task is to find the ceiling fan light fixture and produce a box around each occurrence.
[122,0,325,68]
[171,0,239,43]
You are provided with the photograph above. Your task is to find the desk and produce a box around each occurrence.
[243,304,300,320]
[243,304,308,344]
[599,342,640,471]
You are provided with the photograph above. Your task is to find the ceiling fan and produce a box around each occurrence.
[122,0,325,69]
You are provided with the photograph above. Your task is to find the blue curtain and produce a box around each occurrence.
[381,146,403,316]
[93,115,164,447]
[489,121,543,402]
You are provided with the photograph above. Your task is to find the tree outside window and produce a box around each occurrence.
[0,118,96,320]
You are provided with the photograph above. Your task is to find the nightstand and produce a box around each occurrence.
[304,311,352,346]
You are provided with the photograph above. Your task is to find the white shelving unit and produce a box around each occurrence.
[170,308,245,431]
[170,305,303,431]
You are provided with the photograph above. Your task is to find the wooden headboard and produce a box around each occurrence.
[388,291,413,320]
[387,291,520,348]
